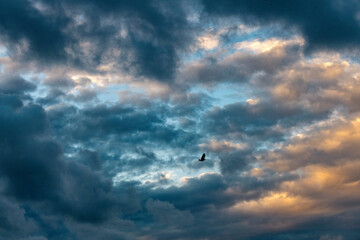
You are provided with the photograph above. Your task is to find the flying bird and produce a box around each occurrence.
[198,153,206,161]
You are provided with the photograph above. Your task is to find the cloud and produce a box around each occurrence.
[0,0,197,81]
[0,93,114,225]
[201,0,360,52]
[0,198,38,239]
[216,114,360,236]
[0,75,36,94]
[181,41,301,85]
[149,173,231,211]
[146,199,194,226]
[265,115,360,171]
[2,1,360,239]
[204,100,299,139]
[0,0,69,62]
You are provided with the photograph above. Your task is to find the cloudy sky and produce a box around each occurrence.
[1,0,360,239]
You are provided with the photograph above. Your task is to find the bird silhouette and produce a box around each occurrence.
[198,153,206,161]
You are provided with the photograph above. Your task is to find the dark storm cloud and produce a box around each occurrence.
[64,0,195,80]
[0,75,36,94]
[0,100,61,201]
[0,0,196,81]
[0,0,69,62]
[0,97,47,144]
[55,161,113,223]
[202,0,360,52]
[77,149,102,170]
[0,93,114,227]
[0,198,38,239]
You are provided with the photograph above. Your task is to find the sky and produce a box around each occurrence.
[1,0,360,239]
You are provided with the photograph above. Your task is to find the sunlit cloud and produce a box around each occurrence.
[234,36,304,53]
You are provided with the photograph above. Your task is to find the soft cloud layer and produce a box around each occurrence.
[1,0,360,239]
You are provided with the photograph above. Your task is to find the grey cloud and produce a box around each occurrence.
[218,149,255,174]
[146,199,194,226]
[181,43,301,85]
[36,89,65,106]
[69,88,98,102]
[203,100,316,140]
[43,77,76,89]
[0,75,36,94]
[149,173,230,211]
[0,199,38,239]
[202,0,360,52]
[0,0,70,62]
[0,93,114,224]
[1,0,197,81]
[47,102,200,151]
